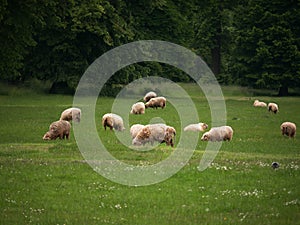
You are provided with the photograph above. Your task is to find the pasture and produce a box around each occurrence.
[0,83,299,225]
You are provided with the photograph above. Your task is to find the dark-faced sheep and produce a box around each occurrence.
[143,91,157,102]
[132,123,176,147]
[184,123,208,132]
[280,122,296,138]
[130,102,145,114]
[253,100,267,107]
[201,126,233,142]
[43,120,71,140]
[145,97,166,109]
[102,113,125,131]
[60,107,81,122]
[268,103,279,114]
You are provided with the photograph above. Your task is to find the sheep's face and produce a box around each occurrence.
[201,123,208,130]
[43,131,55,140]
[201,132,210,141]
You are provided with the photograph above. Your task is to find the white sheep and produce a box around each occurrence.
[130,124,145,138]
[268,103,279,114]
[184,123,208,132]
[130,102,145,114]
[143,91,157,102]
[253,100,267,107]
[280,122,296,138]
[102,113,125,131]
[145,97,166,109]
[60,107,81,122]
[201,126,233,142]
[43,120,71,140]
[132,123,176,147]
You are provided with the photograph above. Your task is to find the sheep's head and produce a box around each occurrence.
[43,131,54,140]
[200,123,208,131]
[201,132,210,141]
[164,126,176,147]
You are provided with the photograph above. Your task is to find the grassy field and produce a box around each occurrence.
[0,83,299,225]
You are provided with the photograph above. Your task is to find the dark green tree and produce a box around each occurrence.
[231,0,300,95]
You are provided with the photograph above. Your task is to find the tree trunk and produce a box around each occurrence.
[278,86,288,96]
[211,43,221,76]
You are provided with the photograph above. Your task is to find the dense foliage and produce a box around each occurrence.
[0,0,299,95]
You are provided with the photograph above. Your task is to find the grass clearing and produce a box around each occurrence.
[0,84,299,224]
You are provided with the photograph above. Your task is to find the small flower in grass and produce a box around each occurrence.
[115,204,122,209]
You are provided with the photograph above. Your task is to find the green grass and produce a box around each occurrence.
[0,84,299,225]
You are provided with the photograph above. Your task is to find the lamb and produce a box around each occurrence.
[132,123,176,147]
[145,97,166,109]
[130,102,145,114]
[184,123,208,132]
[60,107,81,122]
[280,122,296,138]
[268,103,279,114]
[102,113,125,131]
[143,91,157,102]
[43,120,71,140]
[201,126,233,142]
[130,124,145,138]
[253,100,267,107]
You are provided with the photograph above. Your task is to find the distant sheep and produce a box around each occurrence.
[130,124,145,138]
[280,122,296,138]
[60,107,81,122]
[268,103,279,114]
[43,120,71,140]
[253,100,267,107]
[102,113,125,131]
[201,126,233,142]
[145,97,166,109]
[130,102,145,114]
[132,123,176,147]
[184,123,208,132]
[143,91,157,102]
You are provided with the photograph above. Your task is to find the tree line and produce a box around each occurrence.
[0,0,299,96]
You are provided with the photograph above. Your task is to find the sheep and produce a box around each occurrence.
[184,123,208,132]
[253,100,267,107]
[130,102,145,114]
[280,122,296,138]
[145,97,166,109]
[143,91,157,102]
[268,103,279,114]
[43,120,71,140]
[102,113,125,131]
[130,124,145,138]
[60,107,81,123]
[132,123,176,147]
[201,126,233,142]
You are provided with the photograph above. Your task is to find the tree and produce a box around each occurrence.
[231,0,300,95]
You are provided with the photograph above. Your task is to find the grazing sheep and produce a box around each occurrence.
[43,120,71,140]
[184,123,208,132]
[268,103,279,114]
[102,113,125,131]
[130,124,145,138]
[132,123,176,147]
[253,100,267,107]
[60,107,81,122]
[130,102,145,114]
[280,122,296,138]
[201,126,233,142]
[143,91,157,102]
[145,97,166,109]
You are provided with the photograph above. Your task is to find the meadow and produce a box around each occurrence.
[0,83,299,225]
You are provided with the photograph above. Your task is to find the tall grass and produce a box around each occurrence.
[0,84,299,225]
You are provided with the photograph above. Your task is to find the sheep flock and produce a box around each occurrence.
[42,93,297,147]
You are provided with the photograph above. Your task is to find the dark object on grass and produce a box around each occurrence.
[272,162,279,169]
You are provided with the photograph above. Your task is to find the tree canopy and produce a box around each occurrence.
[0,0,299,95]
